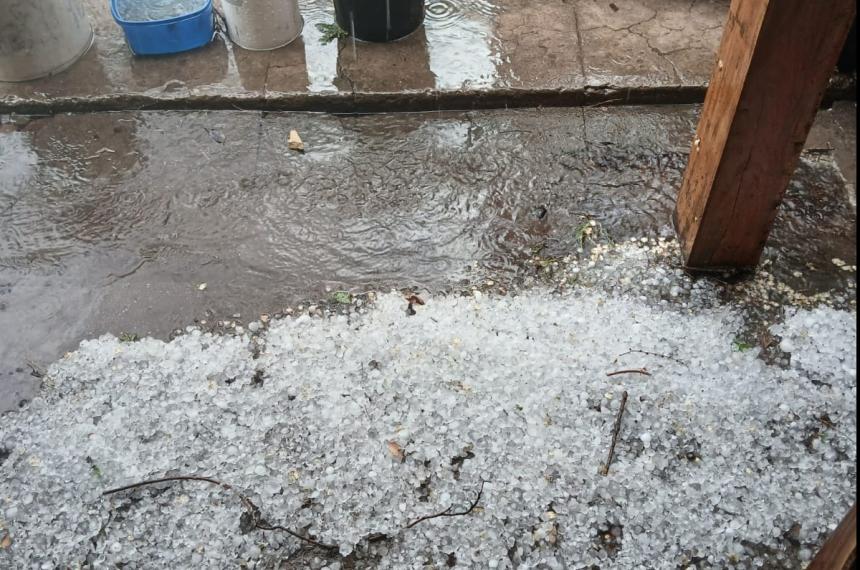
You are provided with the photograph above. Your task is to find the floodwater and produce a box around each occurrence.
[0,106,855,411]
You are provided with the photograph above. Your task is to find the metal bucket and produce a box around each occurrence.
[222,0,303,51]
[0,0,94,82]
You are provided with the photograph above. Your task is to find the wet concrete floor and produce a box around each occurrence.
[1,0,732,111]
[0,103,855,411]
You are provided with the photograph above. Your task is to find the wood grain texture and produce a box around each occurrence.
[674,0,856,270]
[808,503,856,570]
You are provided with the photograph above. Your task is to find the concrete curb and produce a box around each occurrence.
[1,76,854,115]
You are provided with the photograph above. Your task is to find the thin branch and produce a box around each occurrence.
[103,475,486,550]
[25,359,46,379]
[405,480,486,529]
[103,476,337,550]
[601,391,629,476]
[585,97,624,108]
[616,349,686,366]
[254,522,338,550]
[103,476,227,495]
[606,368,651,377]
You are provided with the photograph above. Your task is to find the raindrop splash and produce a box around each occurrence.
[386,0,392,39]
[350,10,357,59]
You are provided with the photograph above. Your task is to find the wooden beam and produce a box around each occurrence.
[674,0,856,270]
[808,503,856,570]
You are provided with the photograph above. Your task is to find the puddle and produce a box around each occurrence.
[296,0,339,92]
[0,106,855,412]
[261,0,502,93]
[424,0,500,90]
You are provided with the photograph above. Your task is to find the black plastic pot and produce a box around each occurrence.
[333,0,425,43]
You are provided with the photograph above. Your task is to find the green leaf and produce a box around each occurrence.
[316,23,349,45]
[331,291,352,304]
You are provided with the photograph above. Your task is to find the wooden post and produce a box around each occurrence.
[808,503,856,570]
[674,0,856,270]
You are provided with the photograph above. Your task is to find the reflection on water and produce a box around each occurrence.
[424,0,501,89]
[102,33,230,94]
[234,36,310,93]
[0,131,37,209]
[299,0,340,92]
[425,0,498,29]
[297,0,501,92]
[1,0,509,96]
[494,0,583,89]
[1,116,142,267]
[425,0,464,28]
[335,26,434,92]
[0,114,143,412]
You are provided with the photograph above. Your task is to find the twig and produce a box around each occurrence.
[601,391,629,476]
[25,359,46,379]
[254,521,337,550]
[103,475,486,550]
[585,97,624,108]
[606,368,650,377]
[102,475,486,550]
[616,349,686,366]
[104,258,148,283]
[405,480,485,529]
[103,475,226,496]
[103,476,337,550]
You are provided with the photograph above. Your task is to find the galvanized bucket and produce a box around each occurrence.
[0,0,94,82]
[222,0,303,51]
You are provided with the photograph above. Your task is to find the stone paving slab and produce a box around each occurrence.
[1,0,736,113]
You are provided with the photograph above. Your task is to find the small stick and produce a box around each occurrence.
[585,97,624,107]
[254,521,337,550]
[606,368,650,377]
[103,476,485,549]
[103,476,337,550]
[405,481,485,529]
[103,475,226,496]
[616,349,686,365]
[601,391,629,476]
[25,359,46,379]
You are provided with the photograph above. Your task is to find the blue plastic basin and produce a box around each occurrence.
[110,0,214,56]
